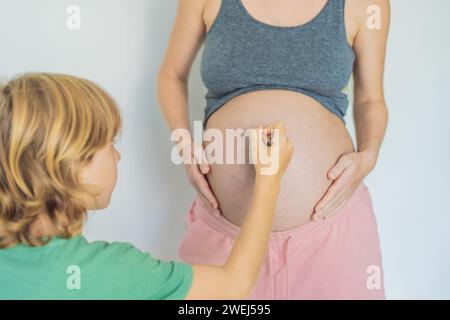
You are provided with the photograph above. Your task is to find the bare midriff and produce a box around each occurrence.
[204,90,355,231]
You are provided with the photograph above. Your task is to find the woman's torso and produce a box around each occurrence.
[201,0,359,231]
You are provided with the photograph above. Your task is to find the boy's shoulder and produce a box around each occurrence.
[66,235,151,263]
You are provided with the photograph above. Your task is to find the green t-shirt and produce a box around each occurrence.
[0,235,193,300]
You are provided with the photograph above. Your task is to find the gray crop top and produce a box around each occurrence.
[200,0,355,128]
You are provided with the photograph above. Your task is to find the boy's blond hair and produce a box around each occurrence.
[0,73,122,248]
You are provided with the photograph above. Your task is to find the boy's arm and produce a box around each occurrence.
[185,177,280,300]
[183,122,292,300]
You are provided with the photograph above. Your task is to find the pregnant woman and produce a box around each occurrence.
[158,0,390,299]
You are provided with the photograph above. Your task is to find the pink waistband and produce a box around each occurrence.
[193,182,369,243]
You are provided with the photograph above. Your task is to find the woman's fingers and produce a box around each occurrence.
[314,156,353,211]
[197,192,216,212]
[315,187,347,219]
[198,160,210,175]
[192,142,210,174]
[328,154,352,180]
[315,180,341,212]
[313,170,351,219]
[316,192,350,220]
[186,143,216,207]
[191,165,218,209]
[198,146,210,174]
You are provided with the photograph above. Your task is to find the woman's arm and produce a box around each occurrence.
[313,0,390,219]
[185,122,293,300]
[157,0,206,132]
[157,0,219,209]
[352,0,391,166]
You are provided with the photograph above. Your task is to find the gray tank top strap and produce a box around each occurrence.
[206,0,243,33]
[327,0,350,41]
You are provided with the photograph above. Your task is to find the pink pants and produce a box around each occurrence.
[178,182,385,300]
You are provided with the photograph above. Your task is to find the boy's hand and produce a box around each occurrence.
[250,121,294,180]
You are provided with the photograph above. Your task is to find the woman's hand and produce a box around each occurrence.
[182,139,219,209]
[312,149,378,220]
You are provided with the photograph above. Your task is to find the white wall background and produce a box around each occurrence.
[1,0,449,299]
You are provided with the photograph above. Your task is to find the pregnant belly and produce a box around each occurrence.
[204,90,355,231]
